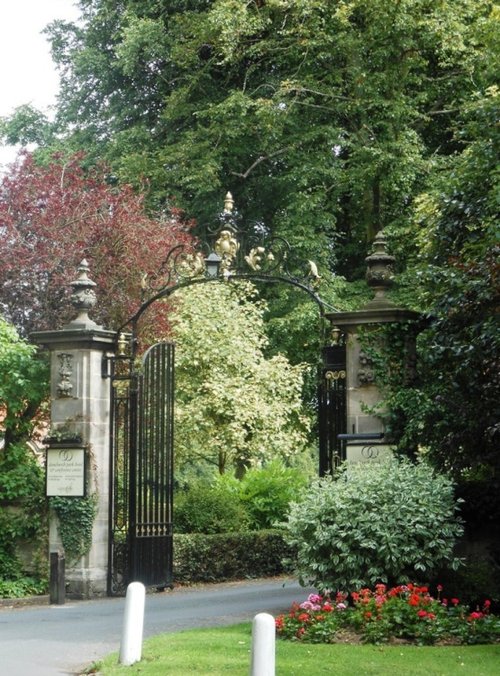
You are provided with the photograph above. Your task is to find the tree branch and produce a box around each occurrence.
[231,147,291,179]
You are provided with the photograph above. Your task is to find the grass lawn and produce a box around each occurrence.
[91,623,500,675]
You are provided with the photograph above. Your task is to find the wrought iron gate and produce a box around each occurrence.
[318,340,347,475]
[108,342,174,595]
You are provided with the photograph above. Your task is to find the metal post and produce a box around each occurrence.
[49,551,65,605]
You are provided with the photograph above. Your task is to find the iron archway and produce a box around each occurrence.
[105,194,345,594]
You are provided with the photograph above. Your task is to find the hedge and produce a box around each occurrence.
[173,529,295,583]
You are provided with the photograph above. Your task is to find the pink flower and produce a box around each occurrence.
[300,601,320,611]
[336,602,347,611]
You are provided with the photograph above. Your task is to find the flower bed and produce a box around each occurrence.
[276,584,500,645]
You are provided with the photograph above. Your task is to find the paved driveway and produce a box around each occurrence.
[0,577,312,675]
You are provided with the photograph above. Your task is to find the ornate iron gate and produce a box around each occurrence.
[108,342,174,595]
[318,339,347,475]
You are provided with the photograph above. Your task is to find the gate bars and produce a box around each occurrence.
[107,342,174,595]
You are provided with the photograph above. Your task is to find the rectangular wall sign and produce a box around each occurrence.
[46,447,86,497]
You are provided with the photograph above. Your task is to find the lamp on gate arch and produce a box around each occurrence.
[205,251,222,277]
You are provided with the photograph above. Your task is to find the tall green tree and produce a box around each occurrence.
[13,0,491,275]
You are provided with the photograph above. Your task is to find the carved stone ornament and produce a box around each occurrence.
[68,259,99,328]
[56,353,74,398]
[365,230,396,307]
[358,351,375,385]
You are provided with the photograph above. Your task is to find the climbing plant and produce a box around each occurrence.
[50,495,98,564]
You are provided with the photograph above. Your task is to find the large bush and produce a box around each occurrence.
[283,458,463,591]
[174,477,249,534]
[239,460,309,530]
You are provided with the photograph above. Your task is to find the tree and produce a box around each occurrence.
[34,0,493,275]
[376,80,500,530]
[170,281,312,476]
[0,318,48,450]
[0,152,194,337]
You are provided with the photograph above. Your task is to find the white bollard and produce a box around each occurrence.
[250,612,275,676]
[119,581,146,666]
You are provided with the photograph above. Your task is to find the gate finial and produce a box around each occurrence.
[67,259,100,328]
[223,191,234,214]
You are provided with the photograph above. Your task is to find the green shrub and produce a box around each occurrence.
[239,460,309,530]
[174,477,249,534]
[173,530,295,583]
[283,458,464,591]
[0,443,47,594]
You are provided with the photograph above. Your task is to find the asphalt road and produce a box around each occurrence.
[0,577,313,675]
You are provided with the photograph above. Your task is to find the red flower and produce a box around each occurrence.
[451,598,460,606]
[275,616,284,630]
[322,602,333,612]
[436,584,443,592]
[364,611,372,619]
[468,611,484,621]
[408,594,420,606]
[417,610,428,618]
[298,613,310,623]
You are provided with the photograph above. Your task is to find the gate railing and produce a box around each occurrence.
[107,342,174,595]
[318,341,347,475]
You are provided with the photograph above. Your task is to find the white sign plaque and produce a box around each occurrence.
[46,447,85,496]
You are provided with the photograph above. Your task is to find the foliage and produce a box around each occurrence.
[0,576,47,599]
[38,1,493,272]
[0,318,48,448]
[173,529,294,584]
[170,282,312,475]
[50,494,98,564]
[375,81,500,523]
[0,152,194,338]
[276,584,500,646]
[238,459,310,530]
[283,458,464,591]
[174,476,249,534]
[0,443,47,594]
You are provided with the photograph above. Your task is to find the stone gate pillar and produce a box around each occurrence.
[32,261,117,598]
[325,232,423,466]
